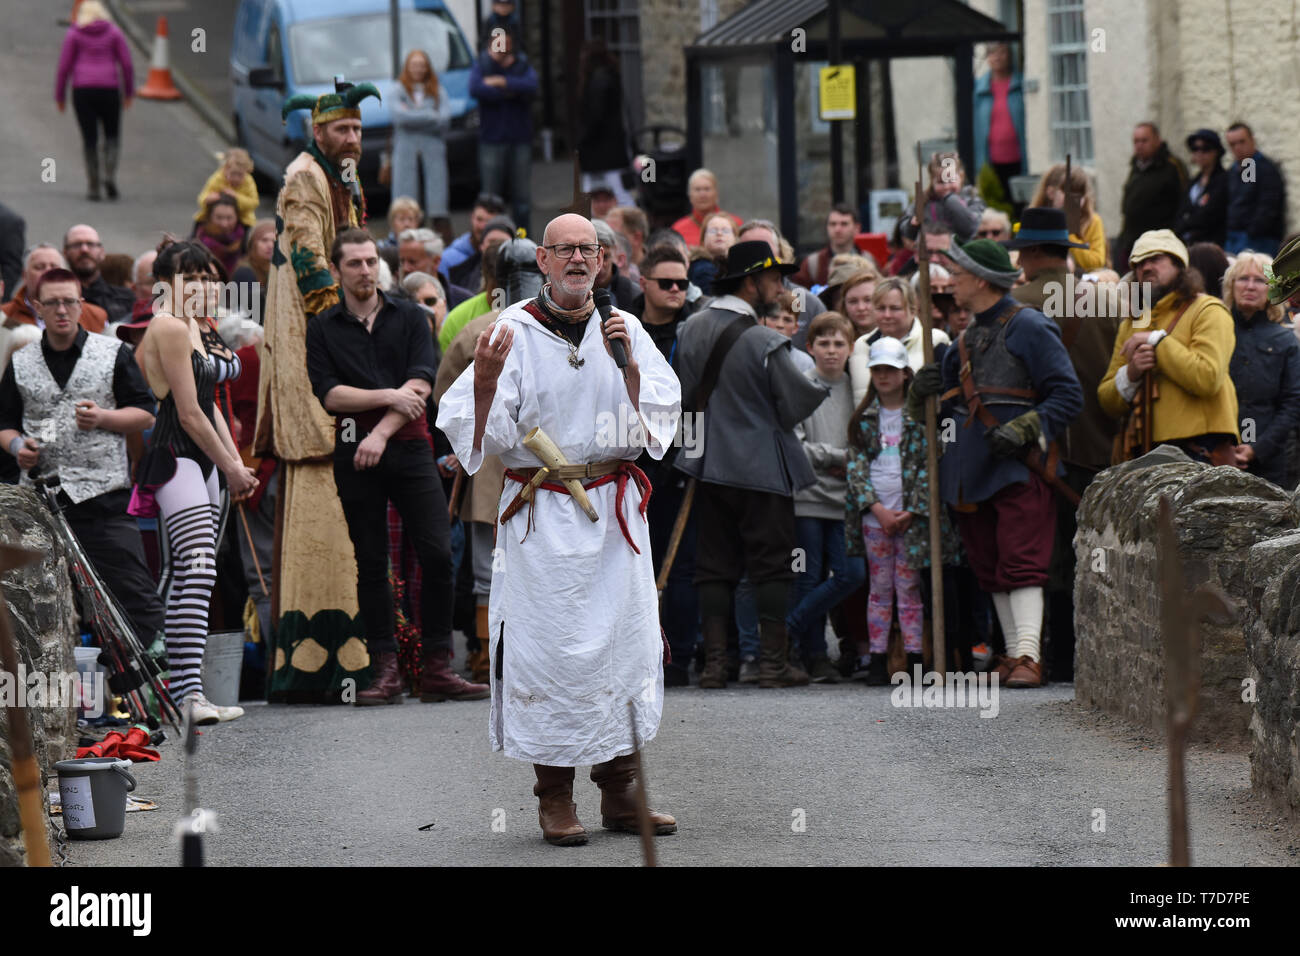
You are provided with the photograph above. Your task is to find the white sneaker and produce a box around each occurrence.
[184,692,244,726]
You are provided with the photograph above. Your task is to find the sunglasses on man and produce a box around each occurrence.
[649,277,689,291]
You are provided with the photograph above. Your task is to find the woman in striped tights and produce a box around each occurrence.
[135,241,258,724]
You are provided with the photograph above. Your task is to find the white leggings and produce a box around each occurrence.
[156,458,220,701]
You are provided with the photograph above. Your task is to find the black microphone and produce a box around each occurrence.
[594,289,628,377]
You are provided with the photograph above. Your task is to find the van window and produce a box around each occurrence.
[267,23,285,83]
[289,10,472,86]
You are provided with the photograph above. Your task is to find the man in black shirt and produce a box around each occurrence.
[306,228,488,706]
[64,224,135,323]
[0,268,164,647]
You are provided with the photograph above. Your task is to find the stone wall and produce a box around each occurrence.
[1074,450,1297,746]
[1241,531,1300,825]
[0,485,79,866]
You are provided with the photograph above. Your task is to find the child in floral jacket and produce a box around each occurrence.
[845,337,960,682]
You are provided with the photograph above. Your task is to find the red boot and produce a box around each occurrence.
[357,651,404,706]
[420,649,490,702]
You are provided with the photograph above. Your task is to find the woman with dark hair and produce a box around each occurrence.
[576,37,635,207]
[134,240,258,724]
[1223,251,1300,487]
[1187,242,1229,300]
[391,50,453,239]
[196,195,247,279]
[1176,129,1230,247]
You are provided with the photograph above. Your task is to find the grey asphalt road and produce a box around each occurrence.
[60,679,1298,867]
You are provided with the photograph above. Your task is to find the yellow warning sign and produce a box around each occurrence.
[819,65,855,121]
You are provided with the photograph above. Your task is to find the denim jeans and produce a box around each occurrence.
[1225,231,1280,257]
[787,517,866,660]
[647,468,700,674]
[478,141,532,236]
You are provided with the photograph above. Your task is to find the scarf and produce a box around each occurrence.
[537,282,594,322]
[307,140,367,228]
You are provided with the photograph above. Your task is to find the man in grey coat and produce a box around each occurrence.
[676,241,829,688]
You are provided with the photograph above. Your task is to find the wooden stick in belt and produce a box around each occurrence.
[523,427,599,521]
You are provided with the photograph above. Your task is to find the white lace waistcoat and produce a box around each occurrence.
[13,334,131,504]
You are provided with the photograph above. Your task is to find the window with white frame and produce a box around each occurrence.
[1047,0,1093,163]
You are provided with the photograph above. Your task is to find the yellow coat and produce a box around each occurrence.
[194,168,261,228]
[1069,213,1109,272]
[1098,291,1239,443]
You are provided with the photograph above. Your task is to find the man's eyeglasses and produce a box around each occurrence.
[65,240,102,249]
[650,277,689,291]
[39,297,82,311]
[421,296,442,306]
[543,242,601,260]
[976,229,1002,238]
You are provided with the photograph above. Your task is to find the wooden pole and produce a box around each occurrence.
[0,544,51,867]
[627,701,656,867]
[1062,154,1082,237]
[915,143,947,672]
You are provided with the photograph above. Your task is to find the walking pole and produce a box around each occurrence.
[915,143,946,671]
[0,544,51,866]
[655,478,695,599]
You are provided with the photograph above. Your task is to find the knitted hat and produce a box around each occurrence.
[1267,235,1300,304]
[942,238,1021,289]
[1129,229,1188,267]
[481,215,519,243]
[282,79,381,127]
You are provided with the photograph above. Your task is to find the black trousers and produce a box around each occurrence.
[71,87,121,150]
[334,440,453,656]
[693,480,797,586]
[64,501,166,647]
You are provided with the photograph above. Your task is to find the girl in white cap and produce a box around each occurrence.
[845,337,959,682]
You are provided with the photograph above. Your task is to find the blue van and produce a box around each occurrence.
[230,0,479,201]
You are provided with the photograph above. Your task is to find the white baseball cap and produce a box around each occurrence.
[867,336,909,370]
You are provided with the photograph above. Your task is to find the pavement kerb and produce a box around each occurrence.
[105,0,236,145]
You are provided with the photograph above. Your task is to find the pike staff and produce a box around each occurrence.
[915,142,947,670]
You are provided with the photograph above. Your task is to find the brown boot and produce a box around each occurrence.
[472,604,491,683]
[356,651,404,706]
[533,764,588,846]
[419,649,490,701]
[757,618,809,688]
[698,615,729,688]
[590,753,677,834]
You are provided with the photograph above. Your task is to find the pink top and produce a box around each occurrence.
[54,20,134,105]
[987,76,1020,165]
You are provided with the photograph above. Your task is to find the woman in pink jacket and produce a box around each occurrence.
[55,1,134,201]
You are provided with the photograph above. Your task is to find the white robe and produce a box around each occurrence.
[435,300,681,766]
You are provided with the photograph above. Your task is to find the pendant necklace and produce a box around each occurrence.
[566,340,584,369]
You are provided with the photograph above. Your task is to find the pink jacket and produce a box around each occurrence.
[55,20,134,105]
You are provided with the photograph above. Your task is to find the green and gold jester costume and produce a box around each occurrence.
[253,82,382,701]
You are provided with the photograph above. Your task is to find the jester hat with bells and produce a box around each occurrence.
[282,78,382,128]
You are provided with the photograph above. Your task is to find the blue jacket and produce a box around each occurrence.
[1228,308,1300,486]
[938,296,1083,505]
[468,51,538,145]
[972,71,1027,176]
[1226,150,1286,240]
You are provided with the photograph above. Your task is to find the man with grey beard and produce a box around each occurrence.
[436,214,680,848]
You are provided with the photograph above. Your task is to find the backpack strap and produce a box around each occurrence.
[686,313,756,412]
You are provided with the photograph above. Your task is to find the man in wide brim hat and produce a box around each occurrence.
[1002,206,1090,252]
[710,239,798,294]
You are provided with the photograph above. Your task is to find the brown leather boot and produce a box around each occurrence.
[356,651,404,706]
[590,753,677,834]
[757,618,810,688]
[533,764,588,846]
[698,615,729,688]
[419,649,490,701]
[472,604,491,683]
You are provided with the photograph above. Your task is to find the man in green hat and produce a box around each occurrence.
[253,79,417,704]
[909,238,1083,688]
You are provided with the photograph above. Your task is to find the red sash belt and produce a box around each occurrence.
[503,462,652,553]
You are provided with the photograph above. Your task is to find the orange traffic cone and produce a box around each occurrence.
[137,16,182,100]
